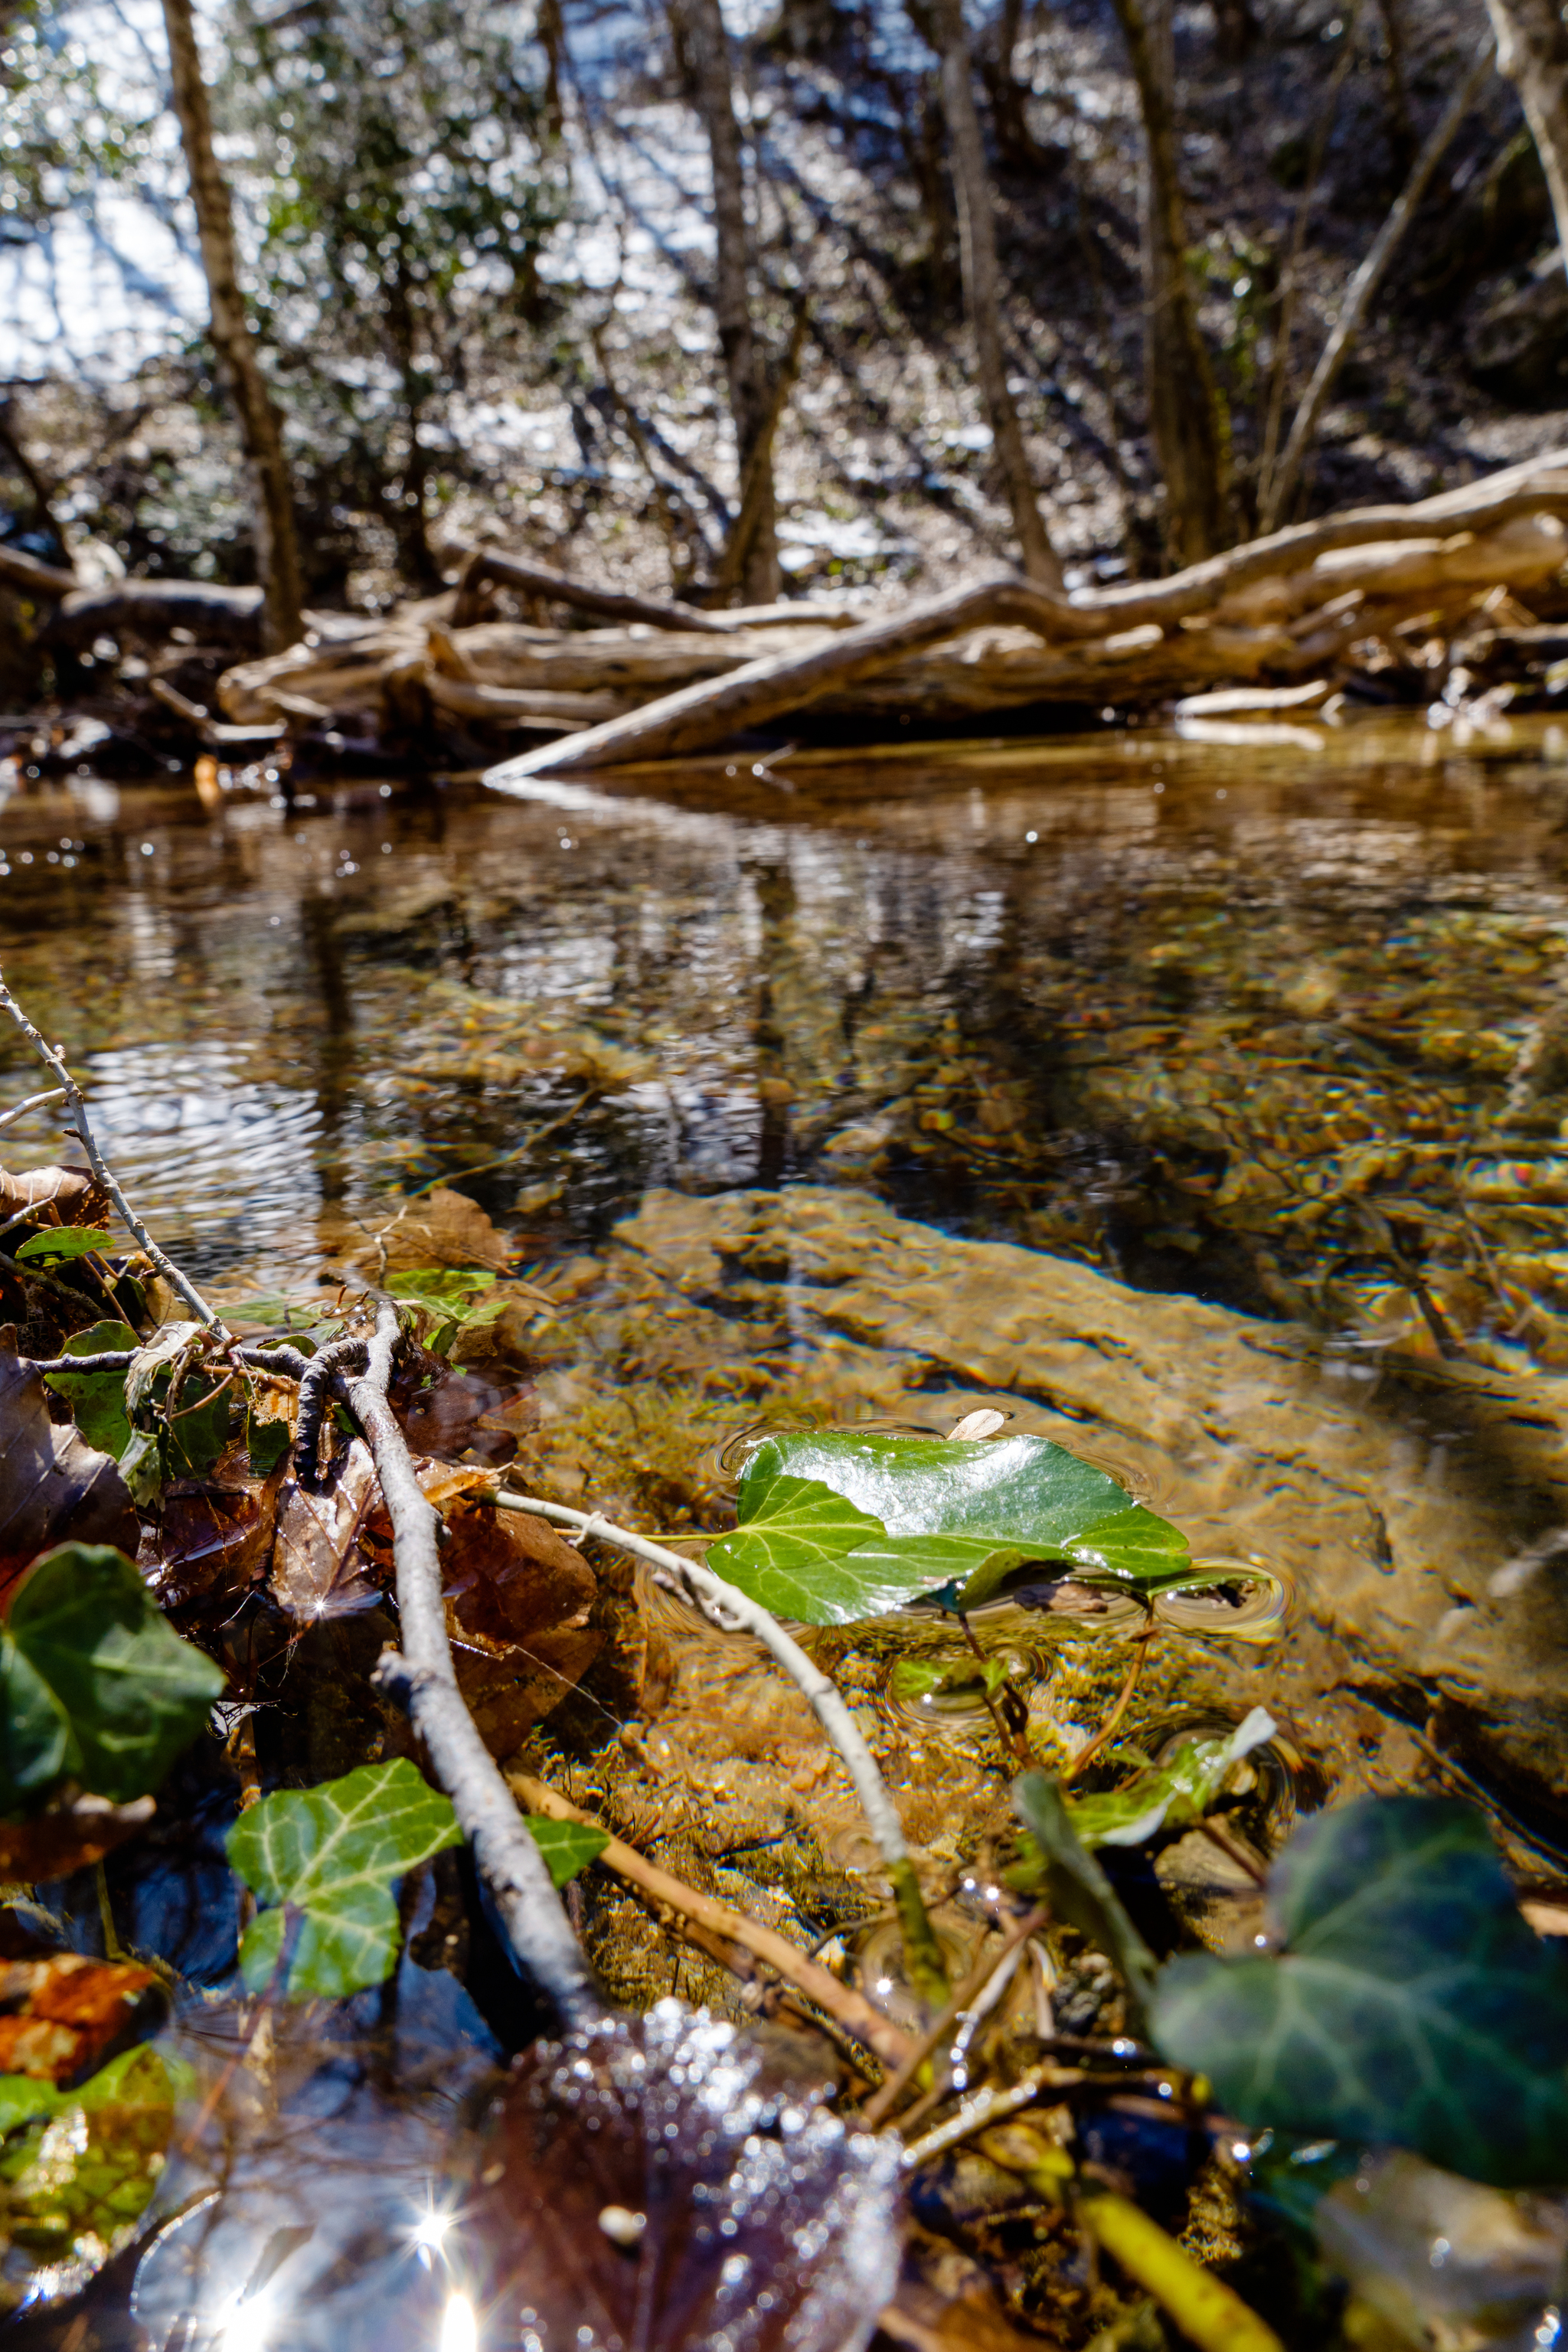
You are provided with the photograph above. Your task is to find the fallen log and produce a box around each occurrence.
[485,497,1568,775]
[204,449,1568,760]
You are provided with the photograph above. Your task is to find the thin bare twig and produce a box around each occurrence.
[0,977,224,1332]
[345,1308,599,2029]
[0,1086,67,1134]
[509,1772,916,2070]
[492,1489,949,2003]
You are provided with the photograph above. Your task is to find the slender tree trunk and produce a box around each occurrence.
[1483,0,1568,263]
[160,0,302,652]
[1263,38,1494,531]
[929,0,1063,588]
[1110,0,1229,566]
[675,0,779,604]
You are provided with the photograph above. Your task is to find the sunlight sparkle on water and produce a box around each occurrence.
[440,2292,479,2352]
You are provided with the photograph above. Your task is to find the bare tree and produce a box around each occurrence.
[1262,38,1494,531]
[161,0,302,651]
[1110,0,1230,566]
[929,0,1063,587]
[1483,0,1568,263]
[673,0,781,603]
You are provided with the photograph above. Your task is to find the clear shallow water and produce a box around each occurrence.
[5,714,1568,1354]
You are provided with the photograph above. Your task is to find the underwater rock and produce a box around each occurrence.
[612,1187,1568,1832]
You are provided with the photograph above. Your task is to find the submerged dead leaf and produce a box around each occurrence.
[0,1335,139,1595]
[442,1504,603,1755]
[397,1360,537,1464]
[0,1794,156,1886]
[465,2000,903,2352]
[335,1186,517,1277]
[0,1952,165,2085]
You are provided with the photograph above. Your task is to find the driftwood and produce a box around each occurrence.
[204,449,1568,762]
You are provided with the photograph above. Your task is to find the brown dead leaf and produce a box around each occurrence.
[0,1951,165,2084]
[270,1437,384,1622]
[0,1337,139,1596]
[0,1795,155,1884]
[144,1439,289,1609]
[0,1165,111,1231]
[439,1504,603,1755]
[874,2292,1058,2351]
[334,1186,516,1277]
[396,1361,537,1465]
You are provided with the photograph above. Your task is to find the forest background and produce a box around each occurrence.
[6,0,1568,652]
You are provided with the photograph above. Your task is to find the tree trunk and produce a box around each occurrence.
[674,0,780,604]
[930,0,1063,588]
[1110,0,1230,566]
[160,0,303,652]
[1482,0,1568,263]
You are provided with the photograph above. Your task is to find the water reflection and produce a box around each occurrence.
[2,717,1568,1348]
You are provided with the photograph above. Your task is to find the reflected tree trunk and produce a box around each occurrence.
[160,0,303,652]
[1109,0,1230,566]
[929,0,1064,588]
[1482,0,1568,264]
[674,0,780,604]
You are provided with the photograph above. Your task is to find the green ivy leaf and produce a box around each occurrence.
[246,1406,292,1476]
[708,1431,1190,1625]
[228,1758,464,1998]
[1065,1707,1277,1848]
[14,1227,113,1264]
[43,1321,137,1458]
[524,1815,609,1888]
[0,2044,178,2264]
[707,1474,937,1623]
[1011,1772,1156,2028]
[0,1545,226,1810]
[1151,1796,1568,2188]
[158,1366,234,1479]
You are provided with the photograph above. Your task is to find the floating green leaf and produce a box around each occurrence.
[44,1321,137,1458]
[1151,1796,1568,2188]
[0,1545,226,1810]
[1011,1771,1156,2027]
[228,1758,464,1998]
[707,1431,1190,1625]
[524,1815,609,1887]
[14,1227,113,1264]
[1065,1707,1276,1848]
[0,2044,178,2265]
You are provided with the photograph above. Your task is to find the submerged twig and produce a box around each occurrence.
[492,1488,949,2004]
[343,1306,600,2029]
[861,1903,1047,2129]
[0,976,224,1333]
[1059,1614,1156,1785]
[510,1772,916,2070]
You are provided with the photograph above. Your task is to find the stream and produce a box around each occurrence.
[2,710,1568,2344]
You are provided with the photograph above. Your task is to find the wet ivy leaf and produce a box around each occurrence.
[14,1227,115,1264]
[524,1815,609,1888]
[0,2043,178,2295]
[1151,1796,1568,2188]
[0,1344,139,1593]
[0,1544,227,1808]
[1011,1772,1156,2027]
[44,1319,137,1458]
[1065,1707,1277,1847]
[158,1366,235,1480]
[465,2000,902,2352]
[706,1474,914,1622]
[710,1432,1188,1625]
[228,1758,463,1998]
